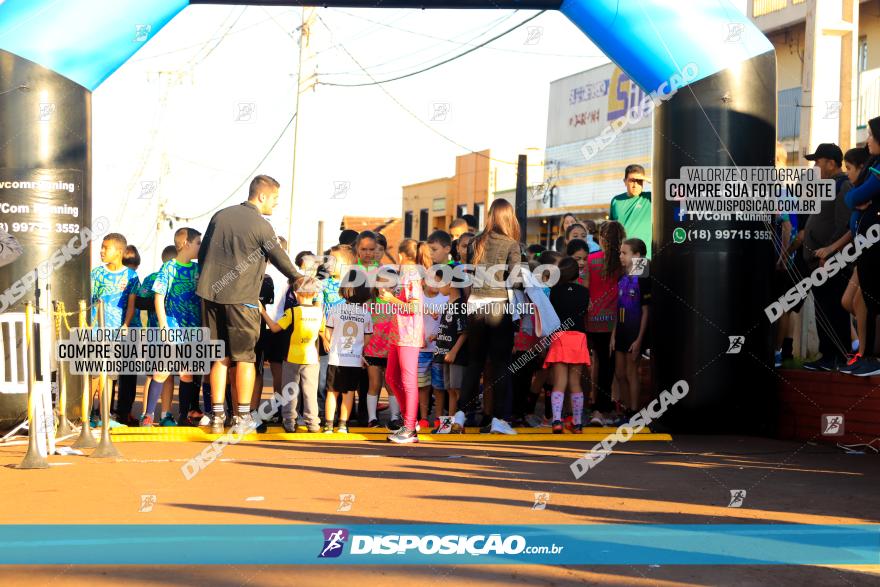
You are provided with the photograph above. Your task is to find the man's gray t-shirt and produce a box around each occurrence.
[803,173,851,267]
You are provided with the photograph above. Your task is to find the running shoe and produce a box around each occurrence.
[230,414,257,436]
[160,413,177,427]
[323,423,334,434]
[433,416,453,434]
[387,418,403,432]
[388,426,419,444]
[417,419,430,432]
[451,422,464,434]
[452,410,466,430]
[256,422,268,433]
[571,424,584,434]
[282,421,296,433]
[198,414,212,427]
[524,414,545,428]
[187,410,204,425]
[839,353,863,375]
[803,356,842,372]
[367,419,381,428]
[588,411,605,427]
[338,423,349,434]
[210,413,225,434]
[850,356,880,377]
[551,420,563,434]
[307,426,321,433]
[490,418,517,435]
[139,415,154,428]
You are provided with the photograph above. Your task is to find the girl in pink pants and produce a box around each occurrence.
[380,238,431,443]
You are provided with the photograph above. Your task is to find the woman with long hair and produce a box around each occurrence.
[452,198,522,435]
[840,117,880,376]
[554,213,579,252]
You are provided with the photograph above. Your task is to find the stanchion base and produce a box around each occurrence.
[90,436,121,458]
[17,450,49,469]
[56,418,75,438]
[71,424,98,449]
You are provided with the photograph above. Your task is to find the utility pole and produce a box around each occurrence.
[286,8,308,246]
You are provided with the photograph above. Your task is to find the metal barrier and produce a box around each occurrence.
[90,300,120,458]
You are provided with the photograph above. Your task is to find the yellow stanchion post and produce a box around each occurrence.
[72,300,97,449]
[53,301,74,437]
[90,301,120,458]
[17,301,49,469]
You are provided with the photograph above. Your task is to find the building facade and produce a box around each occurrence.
[402,149,543,240]
[530,62,653,249]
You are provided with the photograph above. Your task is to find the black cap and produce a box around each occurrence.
[804,143,843,165]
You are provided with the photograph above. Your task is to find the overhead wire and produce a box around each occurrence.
[314,12,546,168]
[317,10,545,87]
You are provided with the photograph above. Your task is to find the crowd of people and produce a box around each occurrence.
[86,172,654,443]
[83,128,880,442]
[773,124,880,377]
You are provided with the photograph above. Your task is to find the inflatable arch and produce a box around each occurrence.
[0,1,776,432]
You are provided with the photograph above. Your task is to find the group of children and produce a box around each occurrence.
[88,215,651,443]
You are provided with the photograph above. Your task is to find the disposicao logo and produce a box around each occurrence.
[318,528,349,558]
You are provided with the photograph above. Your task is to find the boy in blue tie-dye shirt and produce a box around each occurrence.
[89,233,140,426]
[143,228,202,426]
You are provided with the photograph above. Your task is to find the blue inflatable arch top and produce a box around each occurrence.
[0,0,771,92]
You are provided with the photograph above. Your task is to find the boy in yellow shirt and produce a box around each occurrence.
[261,275,324,432]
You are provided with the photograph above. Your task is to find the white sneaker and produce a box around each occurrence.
[589,411,604,427]
[198,414,211,427]
[452,410,466,429]
[434,416,453,434]
[490,418,517,435]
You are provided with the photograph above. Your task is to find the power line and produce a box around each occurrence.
[130,8,296,63]
[327,7,600,63]
[172,112,297,222]
[314,13,544,168]
[318,10,518,77]
[317,10,545,87]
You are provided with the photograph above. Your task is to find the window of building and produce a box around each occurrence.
[474,203,485,231]
[859,36,868,73]
[419,209,429,240]
[457,204,467,218]
[404,211,413,238]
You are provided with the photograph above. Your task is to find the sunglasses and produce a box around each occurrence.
[627,178,645,185]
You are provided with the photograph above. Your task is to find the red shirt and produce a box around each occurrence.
[586,251,619,333]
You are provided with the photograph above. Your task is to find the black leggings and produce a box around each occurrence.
[512,350,541,419]
[587,332,615,412]
[458,304,515,421]
[858,240,880,355]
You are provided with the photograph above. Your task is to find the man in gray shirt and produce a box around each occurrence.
[801,143,853,371]
[197,175,303,433]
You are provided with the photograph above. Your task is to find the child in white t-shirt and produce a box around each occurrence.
[322,271,373,433]
[419,278,449,429]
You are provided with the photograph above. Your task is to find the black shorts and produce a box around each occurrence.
[363,356,387,368]
[326,365,362,393]
[202,300,261,363]
[614,322,640,353]
[265,328,291,364]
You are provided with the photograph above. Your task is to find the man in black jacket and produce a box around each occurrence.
[197,175,303,433]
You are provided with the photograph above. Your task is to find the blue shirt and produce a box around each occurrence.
[152,260,201,328]
[138,272,160,328]
[90,266,140,329]
[844,173,880,235]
